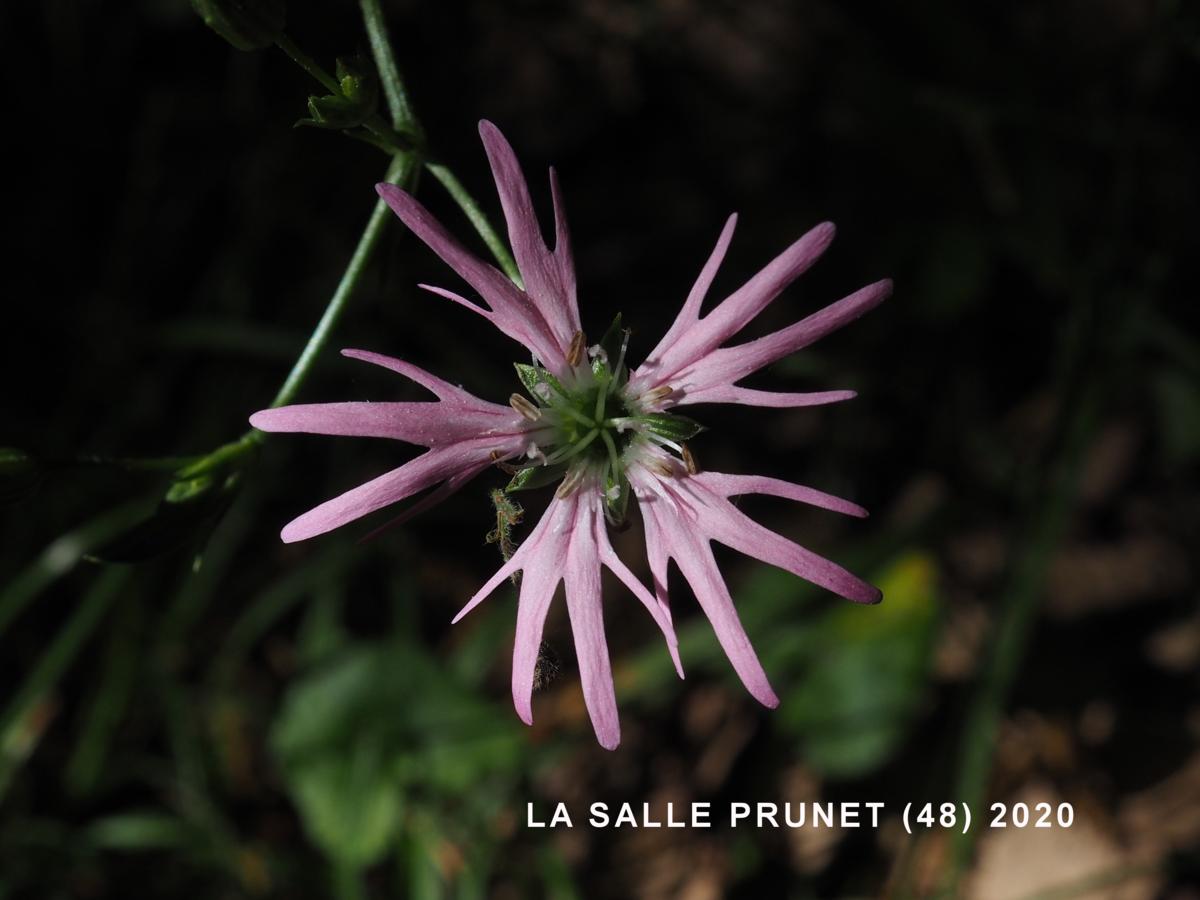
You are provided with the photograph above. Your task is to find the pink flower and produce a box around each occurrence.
[252,121,889,749]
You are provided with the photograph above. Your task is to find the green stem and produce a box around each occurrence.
[273,28,518,285]
[56,454,199,472]
[426,162,522,285]
[267,153,413,410]
[274,35,341,94]
[358,0,419,131]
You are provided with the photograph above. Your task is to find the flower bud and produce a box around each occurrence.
[190,0,285,51]
[297,57,379,130]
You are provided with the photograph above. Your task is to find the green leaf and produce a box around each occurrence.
[271,642,523,867]
[780,552,939,779]
[639,413,705,443]
[290,741,402,869]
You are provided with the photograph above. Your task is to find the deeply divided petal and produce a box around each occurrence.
[478,120,581,349]
[375,183,567,372]
[637,494,778,708]
[663,279,892,407]
[278,435,525,543]
[634,221,835,390]
[563,493,621,749]
[687,478,882,604]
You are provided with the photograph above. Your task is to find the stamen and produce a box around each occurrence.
[509,393,542,421]
[681,444,699,475]
[555,466,586,499]
[642,385,673,403]
[567,330,586,367]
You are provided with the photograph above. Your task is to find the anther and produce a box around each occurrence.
[509,393,542,421]
[555,466,586,499]
[567,330,586,368]
[643,385,673,403]
[681,444,699,475]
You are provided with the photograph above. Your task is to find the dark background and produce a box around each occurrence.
[1,1,1198,897]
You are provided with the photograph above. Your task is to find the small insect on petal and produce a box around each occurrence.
[509,393,542,422]
[567,330,586,368]
[681,444,699,475]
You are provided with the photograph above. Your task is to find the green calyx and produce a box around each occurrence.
[505,317,704,526]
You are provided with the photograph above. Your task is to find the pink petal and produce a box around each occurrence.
[638,221,835,389]
[647,499,778,708]
[375,183,566,371]
[418,284,493,322]
[665,279,892,404]
[594,502,684,679]
[478,121,580,349]
[279,436,521,543]
[250,401,512,447]
[251,352,530,447]
[548,168,577,318]
[634,214,738,389]
[339,349,527,418]
[357,458,496,544]
[563,505,621,749]
[695,489,881,604]
[511,537,566,726]
[697,471,868,518]
[672,386,858,409]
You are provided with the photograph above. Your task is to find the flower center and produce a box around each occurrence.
[504,321,704,523]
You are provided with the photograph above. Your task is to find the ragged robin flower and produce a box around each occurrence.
[251,121,891,749]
